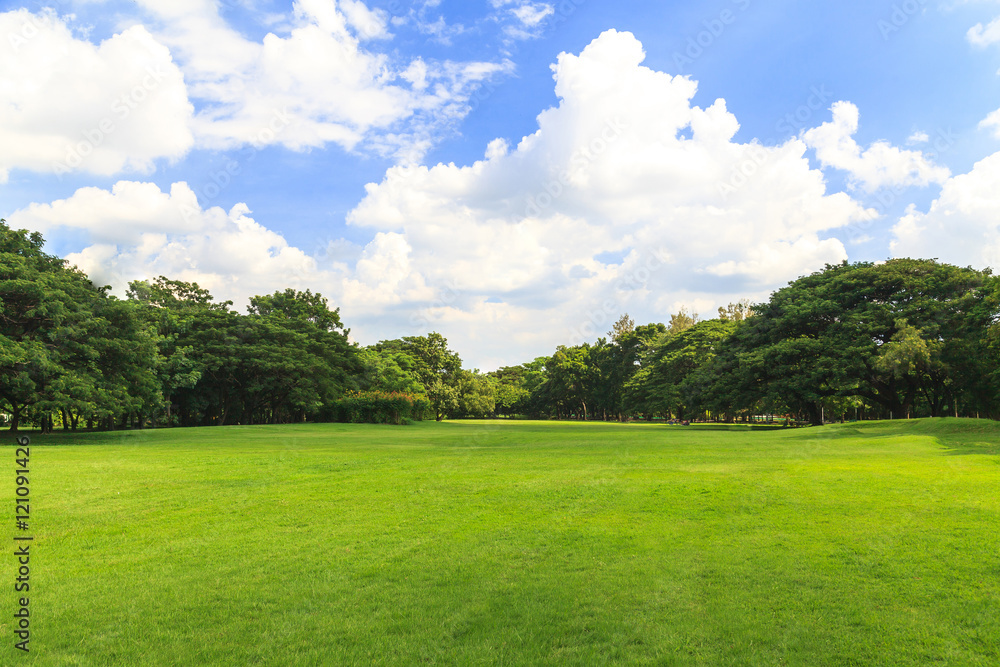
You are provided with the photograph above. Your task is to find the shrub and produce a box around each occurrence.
[326,391,431,425]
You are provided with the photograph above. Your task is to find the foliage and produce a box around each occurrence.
[0,220,160,431]
[372,333,461,390]
[356,348,426,396]
[702,259,998,423]
[625,318,737,419]
[668,307,699,333]
[717,299,754,322]
[6,224,1000,429]
[327,390,431,424]
[127,281,359,426]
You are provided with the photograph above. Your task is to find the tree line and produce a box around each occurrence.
[3,219,999,431]
[495,259,1000,425]
[0,220,494,431]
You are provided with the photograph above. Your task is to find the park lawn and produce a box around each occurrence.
[2,419,998,665]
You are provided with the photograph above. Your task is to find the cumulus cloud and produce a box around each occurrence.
[134,0,511,159]
[980,108,1000,138]
[10,30,878,368]
[890,152,1000,268]
[0,9,194,181]
[346,30,870,359]
[967,15,1000,47]
[6,179,434,333]
[8,181,324,303]
[0,2,511,179]
[802,101,950,192]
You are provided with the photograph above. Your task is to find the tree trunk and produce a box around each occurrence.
[807,403,824,426]
[9,404,22,433]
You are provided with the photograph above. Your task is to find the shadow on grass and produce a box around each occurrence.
[681,424,791,432]
[809,418,1000,457]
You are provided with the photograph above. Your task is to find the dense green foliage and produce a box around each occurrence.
[696,259,999,424]
[12,419,999,663]
[0,220,160,431]
[326,390,431,424]
[4,219,1000,430]
[0,221,493,429]
[496,260,1000,425]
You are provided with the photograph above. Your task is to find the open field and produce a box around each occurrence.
[3,419,999,665]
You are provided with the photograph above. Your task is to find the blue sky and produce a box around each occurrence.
[3,0,1000,369]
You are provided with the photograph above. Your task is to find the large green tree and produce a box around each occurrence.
[356,348,426,396]
[626,318,736,420]
[374,333,465,420]
[245,289,359,423]
[704,259,999,424]
[1,220,160,431]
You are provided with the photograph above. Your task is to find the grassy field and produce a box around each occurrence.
[2,418,998,665]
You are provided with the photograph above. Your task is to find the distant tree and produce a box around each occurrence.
[487,365,531,417]
[372,333,501,421]
[454,370,495,418]
[627,318,736,420]
[127,277,216,425]
[373,333,461,390]
[129,282,358,425]
[717,299,754,322]
[357,348,426,396]
[609,313,635,341]
[543,344,597,419]
[245,289,359,423]
[597,317,666,420]
[668,307,699,334]
[428,378,458,421]
[128,278,236,426]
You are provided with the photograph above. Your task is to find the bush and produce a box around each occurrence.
[326,391,431,425]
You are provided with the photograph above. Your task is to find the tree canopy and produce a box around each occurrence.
[4,223,1000,430]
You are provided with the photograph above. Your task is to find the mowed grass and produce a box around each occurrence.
[3,418,999,665]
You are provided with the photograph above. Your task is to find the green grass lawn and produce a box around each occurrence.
[3,418,998,665]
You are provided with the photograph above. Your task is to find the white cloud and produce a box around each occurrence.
[0,3,511,179]
[980,108,1000,138]
[337,0,392,40]
[490,0,555,41]
[9,181,324,302]
[511,3,555,27]
[890,151,1000,269]
[0,9,193,181]
[345,30,870,360]
[6,178,434,329]
[802,101,951,192]
[10,30,878,369]
[907,131,930,144]
[968,15,1000,47]
[133,0,511,159]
